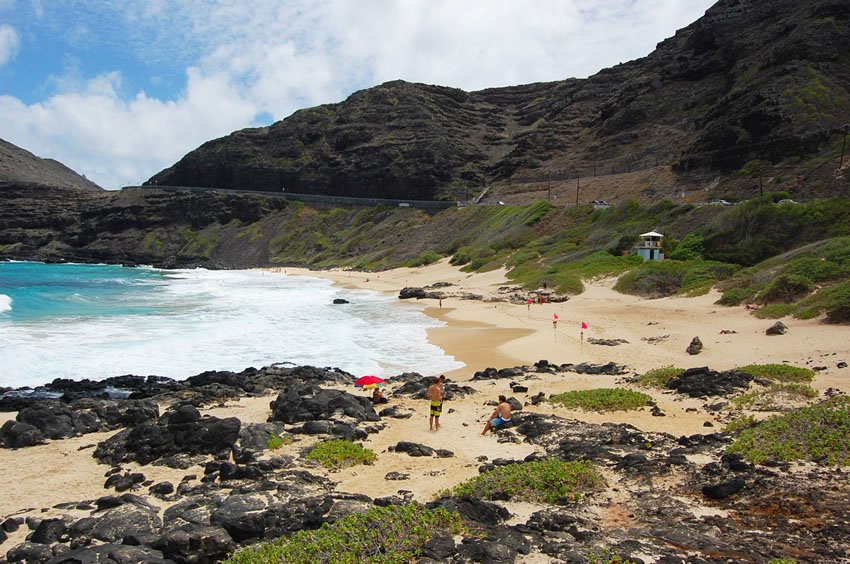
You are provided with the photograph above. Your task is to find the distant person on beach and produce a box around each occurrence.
[428,375,446,430]
[371,388,388,404]
[481,395,512,435]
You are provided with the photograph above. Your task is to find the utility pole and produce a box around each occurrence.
[840,124,849,169]
[547,170,551,201]
[575,176,580,206]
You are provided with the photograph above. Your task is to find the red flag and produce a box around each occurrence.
[581,321,588,329]
[553,313,559,319]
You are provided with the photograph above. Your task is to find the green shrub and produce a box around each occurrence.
[224,503,466,564]
[549,388,653,412]
[757,274,814,304]
[267,433,293,450]
[587,549,640,564]
[782,256,845,282]
[735,364,814,383]
[613,261,690,297]
[609,235,639,257]
[723,415,758,434]
[614,260,738,298]
[464,257,492,272]
[450,247,473,266]
[440,459,603,503]
[726,397,850,464]
[717,286,757,306]
[823,281,850,323]
[305,440,376,470]
[404,250,442,267]
[668,232,705,261]
[636,366,684,388]
[754,303,796,318]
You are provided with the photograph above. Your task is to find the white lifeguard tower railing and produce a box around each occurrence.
[636,231,665,261]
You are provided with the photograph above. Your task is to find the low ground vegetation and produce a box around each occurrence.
[304,439,376,470]
[635,366,685,388]
[440,459,604,504]
[549,388,653,412]
[726,396,850,464]
[736,364,815,383]
[224,503,467,564]
[732,383,819,411]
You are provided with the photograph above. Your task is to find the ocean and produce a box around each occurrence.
[0,262,462,388]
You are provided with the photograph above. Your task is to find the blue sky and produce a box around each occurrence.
[0,0,715,189]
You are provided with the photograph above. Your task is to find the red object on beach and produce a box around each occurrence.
[553,313,559,319]
[581,321,588,329]
[354,375,385,387]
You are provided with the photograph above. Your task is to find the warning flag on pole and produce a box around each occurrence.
[553,313,559,319]
[581,321,588,329]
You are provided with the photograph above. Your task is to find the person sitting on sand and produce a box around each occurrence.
[481,395,512,435]
[427,375,445,430]
[371,388,388,404]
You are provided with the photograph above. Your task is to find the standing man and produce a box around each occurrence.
[427,375,445,431]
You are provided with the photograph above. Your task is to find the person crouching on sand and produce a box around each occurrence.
[428,375,445,430]
[481,395,512,435]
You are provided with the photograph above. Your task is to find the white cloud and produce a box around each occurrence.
[0,0,715,189]
[0,24,19,66]
[1,68,256,188]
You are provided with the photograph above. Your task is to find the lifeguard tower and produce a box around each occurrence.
[636,231,664,261]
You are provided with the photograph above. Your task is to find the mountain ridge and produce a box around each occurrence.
[149,0,850,203]
[0,138,103,192]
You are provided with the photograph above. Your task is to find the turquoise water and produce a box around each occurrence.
[0,262,462,387]
[0,262,168,321]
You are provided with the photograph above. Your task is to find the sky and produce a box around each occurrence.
[0,0,716,190]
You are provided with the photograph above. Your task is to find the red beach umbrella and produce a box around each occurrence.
[354,375,386,388]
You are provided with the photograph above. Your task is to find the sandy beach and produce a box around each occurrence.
[284,260,850,389]
[2,259,849,556]
[275,260,850,503]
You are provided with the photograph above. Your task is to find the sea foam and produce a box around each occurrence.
[0,264,463,388]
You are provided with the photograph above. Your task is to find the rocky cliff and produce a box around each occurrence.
[150,0,850,201]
